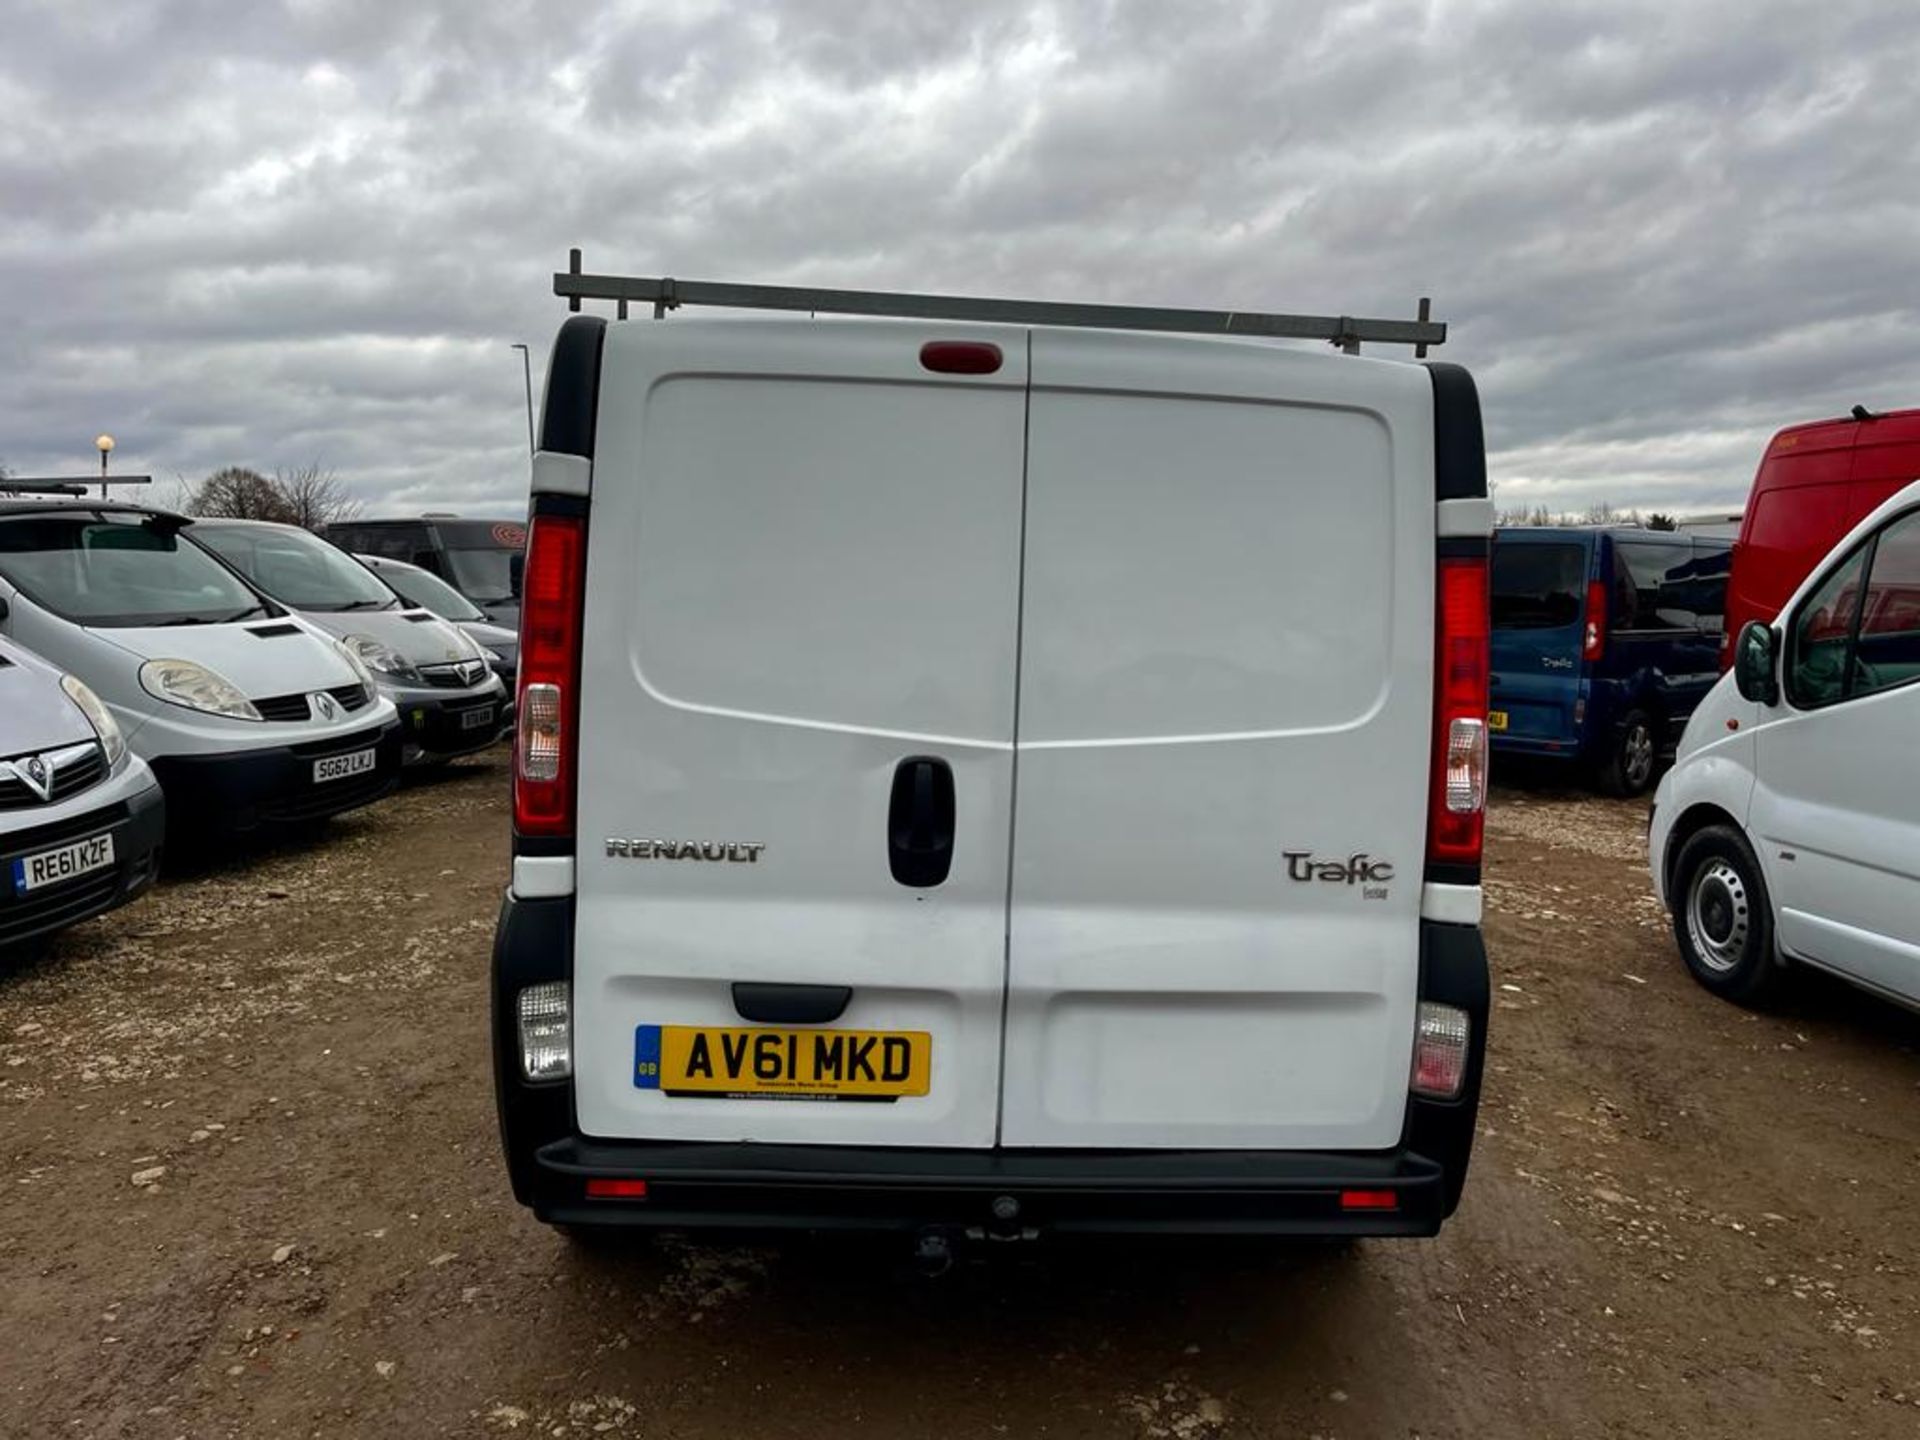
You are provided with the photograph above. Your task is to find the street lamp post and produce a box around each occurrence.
[95,434,115,498]
[509,344,534,459]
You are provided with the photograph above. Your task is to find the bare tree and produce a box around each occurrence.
[183,466,295,521]
[177,462,362,529]
[275,463,362,530]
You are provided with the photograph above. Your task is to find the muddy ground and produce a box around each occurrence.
[3,753,1918,1438]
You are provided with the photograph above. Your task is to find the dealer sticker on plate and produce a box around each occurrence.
[11,832,114,895]
[633,1023,931,1100]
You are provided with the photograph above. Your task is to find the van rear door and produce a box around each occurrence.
[569,321,1027,1148]
[999,331,1438,1150]
[1489,536,1591,749]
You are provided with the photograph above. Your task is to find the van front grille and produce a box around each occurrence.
[252,693,313,722]
[420,660,488,690]
[0,869,122,948]
[0,742,106,811]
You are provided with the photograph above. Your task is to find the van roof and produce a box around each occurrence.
[0,497,189,523]
[1764,405,1920,457]
[1495,526,1701,542]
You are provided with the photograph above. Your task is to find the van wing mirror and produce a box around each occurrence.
[1733,620,1780,706]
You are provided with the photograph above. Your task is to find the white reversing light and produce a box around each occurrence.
[1411,1002,1470,1099]
[517,982,572,1081]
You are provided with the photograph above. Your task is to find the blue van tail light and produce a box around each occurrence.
[1582,579,1608,661]
[1428,556,1490,868]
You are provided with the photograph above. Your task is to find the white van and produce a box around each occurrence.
[0,499,404,832]
[493,270,1492,1244]
[1651,478,1920,1010]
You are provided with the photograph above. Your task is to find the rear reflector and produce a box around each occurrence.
[514,513,586,837]
[1410,1001,1470,1099]
[585,1179,649,1200]
[1340,1189,1399,1211]
[920,340,1003,375]
[1427,556,1490,868]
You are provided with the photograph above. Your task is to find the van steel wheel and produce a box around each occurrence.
[1600,711,1657,796]
[1669,824,1783,1005]
[1686,860,1750,973]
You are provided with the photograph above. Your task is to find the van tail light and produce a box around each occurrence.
[1427,555,1489,870]
[1410,1001,1471,1099]
[1582,578,1608,662]
[514,513,587,838]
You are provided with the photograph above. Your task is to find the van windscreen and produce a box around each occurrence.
[445,547,521,605]
[0,514,269,627]
[1492,543,1586,630]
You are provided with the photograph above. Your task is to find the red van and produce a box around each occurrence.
[1723,406,1920,666]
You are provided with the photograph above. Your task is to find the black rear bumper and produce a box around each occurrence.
[530,1137,1454,1237]
[491,895,1490,1238]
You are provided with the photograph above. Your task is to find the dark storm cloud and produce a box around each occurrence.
[3,0,1916,516]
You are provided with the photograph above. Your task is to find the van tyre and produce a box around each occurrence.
[1599,710,1658,796]
[1671,825,1784,1005]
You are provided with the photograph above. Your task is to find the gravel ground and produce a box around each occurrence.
[3,752,1919,1438]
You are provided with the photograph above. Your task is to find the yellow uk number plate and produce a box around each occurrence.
[1487,709,1509,731]
[633,1024,932,1100]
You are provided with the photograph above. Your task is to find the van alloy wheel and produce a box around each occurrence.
[1622,721,1655,790]
[1685,860,1750,974]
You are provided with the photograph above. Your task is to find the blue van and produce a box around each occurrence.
[1489,528,1731,795]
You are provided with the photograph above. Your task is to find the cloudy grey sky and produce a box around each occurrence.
[3,0,1917,518]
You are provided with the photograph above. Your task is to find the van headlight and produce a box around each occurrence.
[332,638,376,688]
[60,674,126,766]
[138,659,262,721]
[341,634,421,683]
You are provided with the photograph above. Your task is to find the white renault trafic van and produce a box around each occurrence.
[1651,478,1920,1011]
[0,498,404,832]
[492,269,1492,1245]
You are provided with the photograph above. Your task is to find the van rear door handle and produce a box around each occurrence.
[888,756,955,888]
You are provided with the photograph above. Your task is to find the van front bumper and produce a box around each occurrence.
[0,778,166,951]
[388,682,511,761]
[493,897,1488,1239]
[147,718,403,830]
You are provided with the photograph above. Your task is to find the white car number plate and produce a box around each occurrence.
[12,833,115,895]
[460,705,495,732]
[313,748,377,784]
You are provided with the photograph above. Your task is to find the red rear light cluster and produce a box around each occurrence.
[1427,556,1490,869]
[1582,578,1608,662]
[514,513,587,837]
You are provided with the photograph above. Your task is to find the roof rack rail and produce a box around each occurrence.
[554,249,1444,356]
[0,476,153,497]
